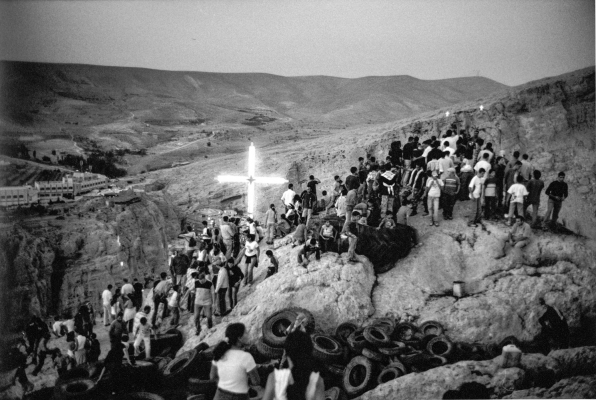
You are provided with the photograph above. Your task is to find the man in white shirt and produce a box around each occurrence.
[121,278,134,297]
[468,169,486,226]
[335,189,347,218]
[446,130,459,150]
[281,184,296,213]
[474,153,492,175]
[219,216,236,259]
[102,284,113,326]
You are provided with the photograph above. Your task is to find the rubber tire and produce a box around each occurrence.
[324,386,342,400]
[377,366,402,385]
[188,377,217,396]
[393,322,419,341]
[312,334,344,364]
[378,341,406,356]
[372,318,396,336]
[346,329,367,354]
[119,393,165,400]
[426,336,454,358]
[498,335,522,349]
[54,367,90,388]
[262,309,295,347]
[420,334,438,350]
[387,360,408,376]
[194,342,210,353]
[363,326,391,346]
[325,364,345,377]
[362,348,386,363]
[256,337,284,360]
[402,339,422,350]
[53,378,97,400]
[155,356,172,372]
[249,343,272,364]
[287,307,316,333]
[163,349,200,385]
[335,322,358,346]
[158,346,173,358]
[418,320,444,336]
[165,328,183,346]
[342,356,374,398]
[426,356,448,368]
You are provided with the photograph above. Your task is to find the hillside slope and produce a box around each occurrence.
[0,61,508,130]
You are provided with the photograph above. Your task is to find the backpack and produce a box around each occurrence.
[188,234,197,247]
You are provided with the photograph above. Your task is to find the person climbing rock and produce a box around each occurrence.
[265,250,279,278]
[297,238,321,267]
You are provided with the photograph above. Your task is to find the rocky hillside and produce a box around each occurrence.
[0,190,181,336]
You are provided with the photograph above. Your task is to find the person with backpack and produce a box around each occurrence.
[262,329,325,400]
[178,225,198,259]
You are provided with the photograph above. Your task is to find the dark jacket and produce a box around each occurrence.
[301,192,317,209]
[545,181,568,201]
[171,254,190,276]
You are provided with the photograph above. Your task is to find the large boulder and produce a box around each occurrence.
[504,374,596,399]
[178,247,376,353]
[372,203,596,344]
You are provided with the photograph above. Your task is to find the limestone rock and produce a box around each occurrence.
[504,374,596,399]
[548,346,596,378]
[372,201,596,344]
[178,248,376,353]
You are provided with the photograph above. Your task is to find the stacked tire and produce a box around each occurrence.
[256,308,316,360]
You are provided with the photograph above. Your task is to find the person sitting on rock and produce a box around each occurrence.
[276,213,292,238]
[291,222,308,248]
[265,250,279,278]
[495,215,532,260]
[318,220,337,254]
[342,211,362,263]
[297,238,321,268]
[538,298,569,350]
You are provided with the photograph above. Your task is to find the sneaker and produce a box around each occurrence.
[434,223,439,227]
[429,222,434,226]
[423,212,429,216]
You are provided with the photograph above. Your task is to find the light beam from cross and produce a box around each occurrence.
[215,143,288,218]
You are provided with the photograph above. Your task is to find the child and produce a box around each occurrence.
[483,170,498,220]
[265,250,279,278]
[525,170,545,227]
[133,317,153,358]
[507,175,529,225]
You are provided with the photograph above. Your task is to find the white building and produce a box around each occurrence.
[35,172,108,200]
[0,186,39,207]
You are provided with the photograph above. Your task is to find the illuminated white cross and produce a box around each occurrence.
[216,143,288,217]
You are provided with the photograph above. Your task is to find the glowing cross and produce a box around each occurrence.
[480,105,484,111]
[216,143,288,217]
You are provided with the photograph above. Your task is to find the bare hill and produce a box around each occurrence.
[0,61,508,129]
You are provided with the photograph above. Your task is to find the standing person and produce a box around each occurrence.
[342,188,358,234]
[543,172,568,226]
[318,220,337,254]
[520,154,533,182]
[442,168,460,220]
[281,184,297,214]
[264,204,278,245]
[87,333,101,363]
[210,244,226,315]
[307,175,321,203]
[423,171,444,227]
[503,161,522,213]
[458,164,475,201]
[292,195,303,226]
[102,284,113,326]
[262,329,325,400]
[110,289,122,321]
[483,170,498,220]
[233,218,242,258]
[242,234,260,286]
[402,137,416,168]
[109,312,126,350]
[366,165,379,198]
[495,156,507,211]
[335,189,347,220]
[220,216,236,260]
[132,279,144,309]
[331,176,343,205]
[439,150,454,179]
[121,278,134,298]
[202,221,213,249]
[215,264,229,316]
[474,152,492,175]
[210,323,260,400]
[133,306,151,338]
[300,187,317,227]
[265,250,279,278]
[167,285,181,326]
[73,330,88,365]
[170,250,190,288]
[342,212,361,263]
[379,164,397,219]
[538,298,569,350]
[31,332,56,376]
[194,273,214,336]
[178,225,198,259]
[151,272,171,327]
[133,317,153,358]
[468,168,486,227]
[506,151,521,172]
[389,140,403,167]
[122,294,136,333]
[345,167,360,191]
[226,258,244,309]
[525,170,545,227]
[507,175,529,225]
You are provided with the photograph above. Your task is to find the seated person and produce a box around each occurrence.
[318,220,337,253]
[297,238,321,267]
[495,215,532,260]
[290,222,307,248]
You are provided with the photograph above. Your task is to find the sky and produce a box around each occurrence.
[0,0,594,86]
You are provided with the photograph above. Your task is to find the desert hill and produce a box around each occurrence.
[0,61,507,128]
